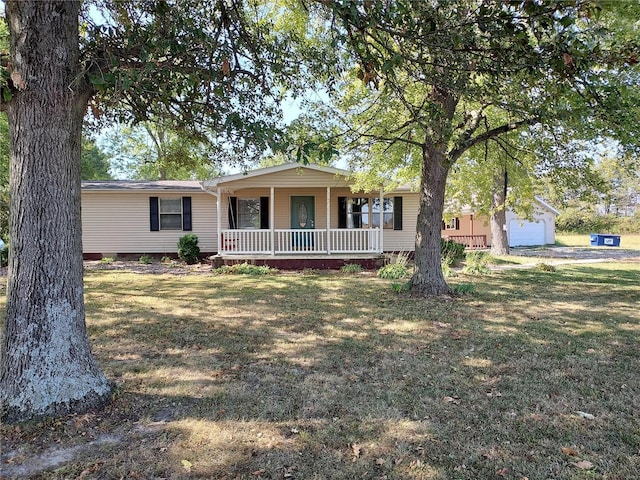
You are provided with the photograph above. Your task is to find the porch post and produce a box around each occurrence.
[270,186,275,255]
[326,187,331,254]
[216,187,222,253]
[379,186,384,253]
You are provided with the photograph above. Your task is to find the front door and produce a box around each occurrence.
[290,196,315,250]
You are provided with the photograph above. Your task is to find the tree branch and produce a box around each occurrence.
[449,117,538,163]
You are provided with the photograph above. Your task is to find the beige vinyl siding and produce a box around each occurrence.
[382,192,418,252]
[216,168,352,189]
[82,191,216,255]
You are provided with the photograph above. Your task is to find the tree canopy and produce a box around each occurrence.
[78,0,301,164]
[0,0,308,422]
[304,0,640,294]
[99,122,220,180]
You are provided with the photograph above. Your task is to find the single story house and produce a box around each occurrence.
[81,163,558,267]
[442,197,560,248]
[82,163,414,268]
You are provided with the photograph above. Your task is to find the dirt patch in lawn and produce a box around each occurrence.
[83,259,215,275]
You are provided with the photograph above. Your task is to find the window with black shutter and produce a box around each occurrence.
[150,196,192,231]
[338,196,400,230]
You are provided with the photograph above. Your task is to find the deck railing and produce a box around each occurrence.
[444,234,487,249]
[220,228,380,254]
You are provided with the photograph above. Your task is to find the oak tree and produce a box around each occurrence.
[0,0,294,422]
[314,0,640,295]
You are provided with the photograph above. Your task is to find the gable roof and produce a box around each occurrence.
[201,163,352,189]
[534,196,561,215]
[445,196,560,216]
[82,180,203,192]
[201,162,417,193]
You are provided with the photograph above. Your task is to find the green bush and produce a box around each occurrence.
[465,250,491,264]
[441,260,457,278]
[139,254,153,265]
[378,251,411,279]
[611,213,640,234]
[453,283,475,295]
[377,262,410,279]
[0,244,8,267]
[100,256,115,264]
[556,207,610,233]
[212,262,277,275]
[534,263,557,272]
[178,233,200,264]
[341,263,363,273]
[441,238,466,265]
[555,208,640,234]
[461,264,491,275]
[391,281,411,293]
[462,251,491,275]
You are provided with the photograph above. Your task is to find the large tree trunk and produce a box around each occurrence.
[410,143,452,296]
[490,167,510,255]
[0,1,112,422]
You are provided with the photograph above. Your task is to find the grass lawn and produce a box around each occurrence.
[1,263,639,479]
[556,232,640,250]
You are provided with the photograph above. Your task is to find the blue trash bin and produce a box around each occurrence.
[590,234,621,247]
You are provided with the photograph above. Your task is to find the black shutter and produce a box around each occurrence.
[455,217,460,230]
[352,200,362,228]
[228,196,237,229]
[441,220,446,231]
[150,197,159,231]
[260,196,269,229]
[182,196,192,231]
[338,197,347,228]
[393,196,403,230]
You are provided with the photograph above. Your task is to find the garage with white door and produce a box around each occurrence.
[505,197,559,247]
[509,219,546,247]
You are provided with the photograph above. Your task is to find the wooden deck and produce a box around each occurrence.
[443,234,488,249]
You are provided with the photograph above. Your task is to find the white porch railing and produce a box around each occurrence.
[275,229,327,254]
[220,229,271,254]
[329,228,380,253]
[219,228,380,254]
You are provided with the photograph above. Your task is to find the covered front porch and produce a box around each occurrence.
[202,164,400,259]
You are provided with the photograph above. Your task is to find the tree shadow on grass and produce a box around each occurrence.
[3,266,639,479]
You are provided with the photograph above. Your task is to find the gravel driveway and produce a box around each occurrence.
[510,246,640,262]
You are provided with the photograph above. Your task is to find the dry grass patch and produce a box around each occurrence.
[556,232,640,249]
[1,263,639,479]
